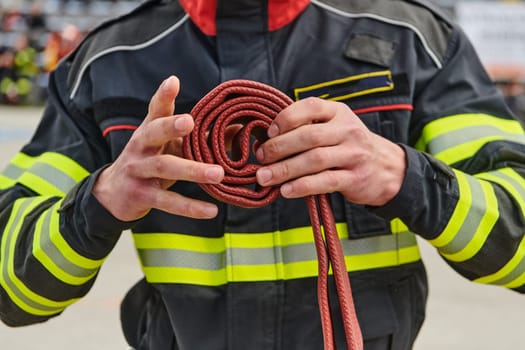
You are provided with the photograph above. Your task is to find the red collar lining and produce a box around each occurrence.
[179,0,310,36]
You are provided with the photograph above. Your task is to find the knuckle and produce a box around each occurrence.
[152,156,166,175]
[265,140,280,159]
[307,127,325,147]
[278,162,291,179]
[325,172,340,192]
[311,149,328,167]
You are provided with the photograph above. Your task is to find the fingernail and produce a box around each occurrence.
[174,116,189,130]
[257,168,272,184]
[281,184,292,197]
[255,147,264,162]
[162,76,174,92]
[268,124,279,138]
[203,205,218,217]
[206,166,223,181]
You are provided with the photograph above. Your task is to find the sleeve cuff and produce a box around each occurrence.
[368,145,427,220]
[59,166,138,259]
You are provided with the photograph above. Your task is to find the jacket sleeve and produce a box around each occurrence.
[372,26,525,293]
[0,61,132,326]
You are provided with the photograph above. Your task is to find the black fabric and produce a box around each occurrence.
[121,262,428,350]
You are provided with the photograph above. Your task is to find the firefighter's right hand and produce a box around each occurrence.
[92,76,224,222]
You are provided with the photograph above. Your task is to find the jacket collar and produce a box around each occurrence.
[178,0,310,35]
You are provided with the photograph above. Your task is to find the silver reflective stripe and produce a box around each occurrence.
[2,163,24,181]
[438,175,486,255]
[490,256,525,286]
[138,231,417,269]
[1,199,64,314]
[38,207,99,279]
[27,162,78,194]
[427,125,525,155]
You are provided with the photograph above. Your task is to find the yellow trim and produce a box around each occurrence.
[32,202,98,285]
[475,235,525,285]
[141,245,421,285]
[49,209,105,270]
[430,170,471,247]
[415,114,524,152]
[390,218,409,234]
[10,152,34,169]
[504,267,525,288]
[477,168,525,216]
[18,172,64,196]
[0,174,15,189]
[435,136,520,165]
[1,151,89,195]
[293,70,393,102]
[0,198,78,315]
[134,224,349,252]
[441,180,499,262]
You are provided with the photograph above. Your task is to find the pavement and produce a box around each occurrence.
[1,105,525,349]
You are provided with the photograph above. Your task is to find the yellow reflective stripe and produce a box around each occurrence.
[0,152,89,196]
[415,114,524,151]
[430,170,471,247]
[18,172,64,196]
[134,224,348,251]
[48,213,105,271]
[9,152,34,169]
[440,180,499,262]
[134,228,420,286]
[475,235,525,285]
[0,198,78,315]
[0,174,15,189]
[503,264,525,288]
[134,233,226,252]
[390,218,409,234]
[0,153,33,189]
[141,246,421,285]
[32,201,100,285]
[477,168,525,216]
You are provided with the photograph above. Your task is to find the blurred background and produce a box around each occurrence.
[2,0,525,349]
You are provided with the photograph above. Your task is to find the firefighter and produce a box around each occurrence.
[1,1,525,349]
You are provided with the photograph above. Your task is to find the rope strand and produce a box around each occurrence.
[183,79,363,350]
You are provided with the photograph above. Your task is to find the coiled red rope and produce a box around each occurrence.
[183,80,363,350]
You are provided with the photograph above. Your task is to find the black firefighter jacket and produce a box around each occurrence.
[2,0,525,349]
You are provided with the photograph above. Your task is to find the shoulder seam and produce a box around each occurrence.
[69,14,189,99]
[311,0,445,69]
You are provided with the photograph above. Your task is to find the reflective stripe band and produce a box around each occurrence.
[32,201,101,285]
[440,180,498,262]
[477,168,525,216]
[415,114,525,165]
[0,198,78,316]
[470,168,525,287]
[0,152,89,195]
[133,225,420,286]
[475,235,525,286]
[430,170,471,247]
[0,174,15,189]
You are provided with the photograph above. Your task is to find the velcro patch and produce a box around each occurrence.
[293,70,394,102]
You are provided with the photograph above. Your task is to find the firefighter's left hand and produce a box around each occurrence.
[255,97,406,206]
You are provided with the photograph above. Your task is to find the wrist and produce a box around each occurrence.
[373,136,407,206]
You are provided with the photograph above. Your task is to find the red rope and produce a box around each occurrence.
[183,79,363,350]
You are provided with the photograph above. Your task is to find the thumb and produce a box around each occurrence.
[147,76,180,120]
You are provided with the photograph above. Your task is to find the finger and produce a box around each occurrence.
[256,123,340,164]
[140,114,194,148]
[256,146,343,186]
[279,170,352,199]
[131,154,224,184]
[150,189,220,219]
[146,76,180,120]
[269,97,338,138]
